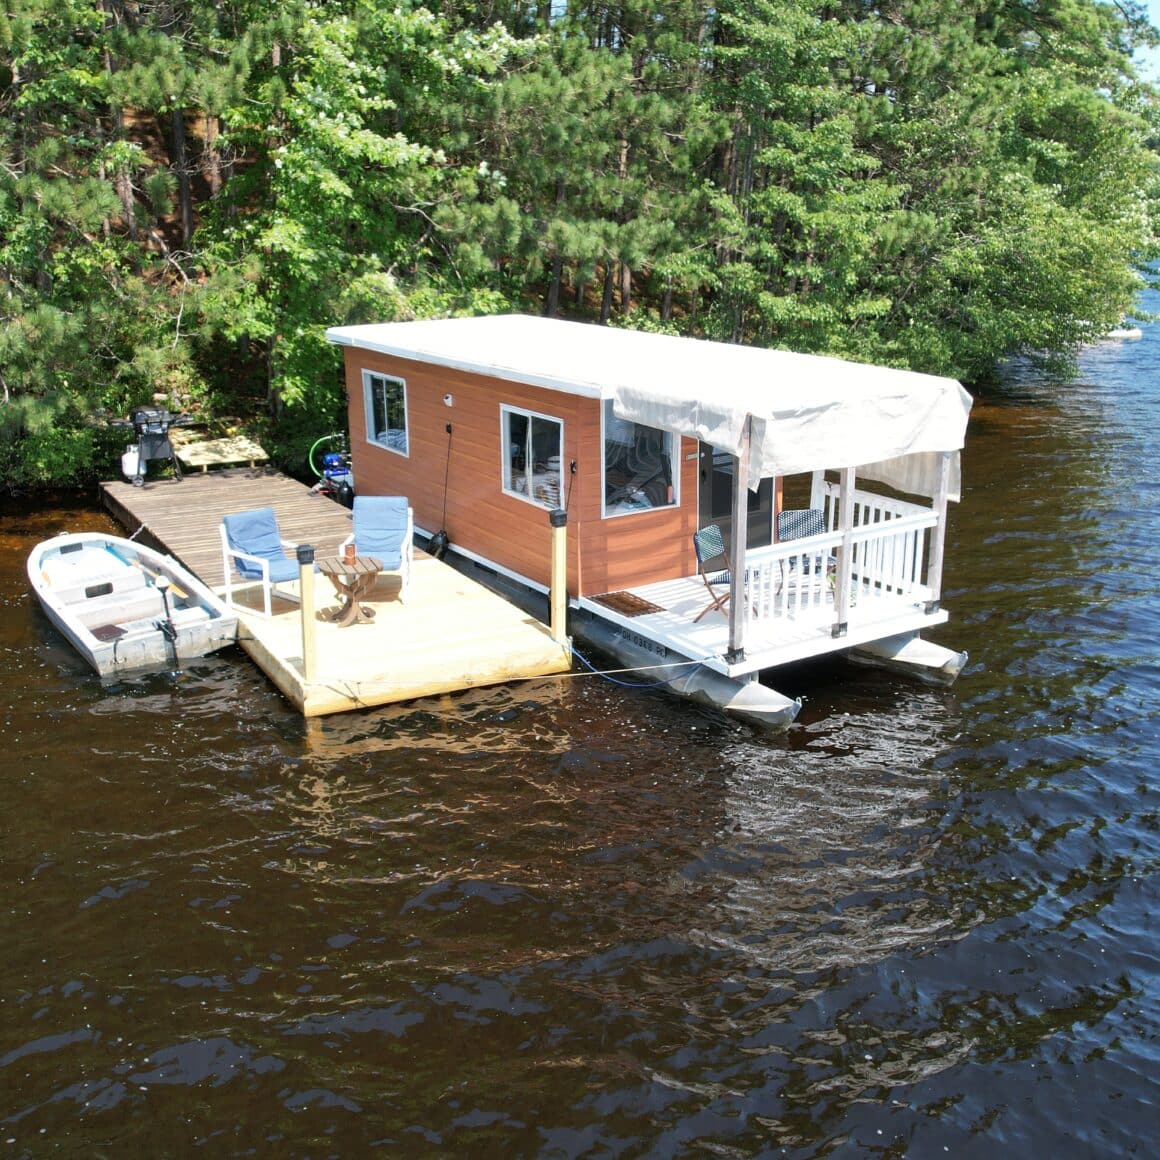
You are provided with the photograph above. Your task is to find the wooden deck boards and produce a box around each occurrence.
[169,429,269,472]
[101,468,346,590]
[99,470,572,716]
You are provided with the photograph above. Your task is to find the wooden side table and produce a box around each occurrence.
[316,555,383,627]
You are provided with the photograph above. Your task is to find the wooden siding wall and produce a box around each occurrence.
[343,351,700,596]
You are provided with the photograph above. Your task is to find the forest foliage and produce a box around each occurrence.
[2,0,1159,488]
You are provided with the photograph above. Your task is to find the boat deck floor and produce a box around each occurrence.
[580,574,948,678]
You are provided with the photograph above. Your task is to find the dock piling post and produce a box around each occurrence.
[297,545,317,682]
[549,508,568,644]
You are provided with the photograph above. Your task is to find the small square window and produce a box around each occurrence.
[502,405,563,508]
[364,372,408,455]
[602,399,676,516]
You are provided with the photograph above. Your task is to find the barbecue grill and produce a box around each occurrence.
[122,406,182,486]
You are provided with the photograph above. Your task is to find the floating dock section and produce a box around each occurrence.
[100,469,572,716]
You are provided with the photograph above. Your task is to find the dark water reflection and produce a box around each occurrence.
[2,320,1158,1156]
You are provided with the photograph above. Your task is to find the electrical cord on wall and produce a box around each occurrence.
[429,421,453,558]
[564,458,577,511]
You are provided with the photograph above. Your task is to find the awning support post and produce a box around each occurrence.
[925,452,952,612]
[726,417,752,664]
[831,467,855,637]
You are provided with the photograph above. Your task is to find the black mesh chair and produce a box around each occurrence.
[776,508,826,542]
[776,508,836,589]
[692,524,732,622]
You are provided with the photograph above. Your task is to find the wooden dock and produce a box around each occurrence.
[168,428,269,472]
[99,469,572,716]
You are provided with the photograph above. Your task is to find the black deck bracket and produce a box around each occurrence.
[831,621,848,639]
[924,598,941,614]
[725,646,746,664]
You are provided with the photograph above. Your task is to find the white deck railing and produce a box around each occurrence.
[744,532,841,620]
[743,488,937,624]
[824,485,937,608]
[847,510,938,601]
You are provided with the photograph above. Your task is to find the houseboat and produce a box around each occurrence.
[325,315,973,729]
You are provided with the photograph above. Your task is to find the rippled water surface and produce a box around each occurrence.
[2,318,1157,1156]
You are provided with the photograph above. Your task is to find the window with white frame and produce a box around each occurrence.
[502,405,563,508]
[364,371,408,455]
[602,399,676,516]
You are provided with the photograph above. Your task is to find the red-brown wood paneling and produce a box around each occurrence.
[342,350,699,597]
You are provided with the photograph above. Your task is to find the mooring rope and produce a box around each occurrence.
[567,643,707,689]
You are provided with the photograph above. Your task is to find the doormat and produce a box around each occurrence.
[591,591,665,617]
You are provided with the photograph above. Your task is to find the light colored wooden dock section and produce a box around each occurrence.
[169,428,269,472]
[99,470,572,716]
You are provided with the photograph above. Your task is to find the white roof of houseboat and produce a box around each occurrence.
[327,314,972,498]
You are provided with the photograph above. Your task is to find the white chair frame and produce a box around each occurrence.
[219,523,303,618]
[339,504,414,602]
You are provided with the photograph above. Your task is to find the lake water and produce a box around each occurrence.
[1,315,1157,1156]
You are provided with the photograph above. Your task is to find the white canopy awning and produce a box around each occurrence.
[326,314,973,500]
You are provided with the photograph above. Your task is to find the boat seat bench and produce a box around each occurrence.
[44,558,150,605]
[74,589,166,631]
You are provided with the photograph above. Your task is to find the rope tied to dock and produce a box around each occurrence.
[568,644,708,689]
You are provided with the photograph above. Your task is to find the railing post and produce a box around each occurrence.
[832,467,856,636]
[549,507,569,644]
[726,418,752,664]
[297,544,317,682]
[809,468,825,515]
[925,452,952,612]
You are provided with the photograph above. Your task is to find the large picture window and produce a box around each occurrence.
[502,405,563,508]
[602,399,676,516]
[364,372,408,455]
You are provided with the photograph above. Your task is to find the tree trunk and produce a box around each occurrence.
[171,106,194,248]
[545,254,563,317]
[616,137,631,314]
[544,175,566,317]
[100,2,136,240]
[600,264,615,324]
[113,107,138,242]
[204,112,222,198]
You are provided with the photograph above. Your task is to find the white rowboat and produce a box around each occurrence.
[28,531,238,676]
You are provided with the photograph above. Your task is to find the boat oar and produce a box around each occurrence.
[106,541,191,602]
[147,565,189,602]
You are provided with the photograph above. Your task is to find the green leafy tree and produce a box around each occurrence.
[707,0,900,354]
[2,0,1158,492]
[0,0,202,487]
[700,0,1159,378]
[462,1,722,324]
[195,0,518,455]
[872,0,1160,378]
